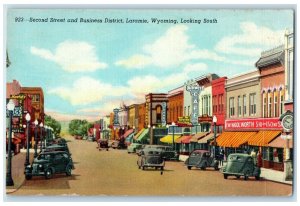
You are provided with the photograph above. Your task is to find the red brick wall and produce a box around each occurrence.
[167,92,183,124]
[212,77,227,127]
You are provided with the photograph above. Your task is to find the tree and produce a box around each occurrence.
[44,115,61,138]
[69,119,93,136]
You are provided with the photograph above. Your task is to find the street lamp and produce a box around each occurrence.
[25,113,31,167]
[40,122,44,151]
[171,122,176,151]
[6,99,15,186]
[213,115,217,158]
[34,120,38,158]
[45,125,49,148]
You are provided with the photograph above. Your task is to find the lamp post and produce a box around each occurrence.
[171,122,176,151]
[45,126,48,148]
[34,120,38,158]
[40,122,44,151]
[148,124,151,144]
[6,99,15,186]
[25,113,31,167]
[213,115,217,158]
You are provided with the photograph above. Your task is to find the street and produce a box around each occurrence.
[10,136,292,196]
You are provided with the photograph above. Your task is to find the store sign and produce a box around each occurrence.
[113,108,120,127]
[161,102,167,126]
[198,114,213,123]
[186,84,202,125]
[178,116,191,124]
[225,118,283,130]
[6,94,26,133]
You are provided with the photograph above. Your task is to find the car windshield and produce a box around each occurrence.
[190,151,203,157]
[229,155,246,161]
[37,154,52,160]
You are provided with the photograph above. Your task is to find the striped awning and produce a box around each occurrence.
[137,128,149,142]
[248,130,282,147]
[134,128,145,140]
[268,134,293,148]
[175,135,192,144]
[123,129,134,139]
[217,132,257,148]
[160,135,181,144]
[198,133,218,144]
[190,132,209,142]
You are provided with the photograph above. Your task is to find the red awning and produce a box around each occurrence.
[123,129,134,138]
[175,135,192,144]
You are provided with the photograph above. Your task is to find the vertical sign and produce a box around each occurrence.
[186,84,202,125]
[8,94,26,133]
[113,108,120,127]
[161,102,167,126]
[100,119,104,129]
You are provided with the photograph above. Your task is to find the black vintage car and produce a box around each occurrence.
[44,144,70,154]
[137,148,165,171]
[221,153,261,180]
[185,150,219,170]
[136,145,178,160]
[24,151,74,180]
[98,139,109,151]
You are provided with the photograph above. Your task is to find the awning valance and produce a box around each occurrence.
[190,132,209,142]
[217,132,257,148]
[248,130,281,147]
[198,133,218,144]
[160,135,181,144]
[175,135,192,144]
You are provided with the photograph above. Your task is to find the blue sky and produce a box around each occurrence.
[6,9,293,121]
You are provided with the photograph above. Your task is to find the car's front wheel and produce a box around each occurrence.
[187,166,192,170]
[25,174,32,180]
[224,174,228,179]
[45,168,53,179]
[66,165,72,176]
[255,175,260,180]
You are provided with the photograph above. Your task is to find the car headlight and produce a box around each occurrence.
[39,164,43,168]
[26,165,32,168]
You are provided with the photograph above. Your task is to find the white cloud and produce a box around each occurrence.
[48,76,128,106]
[215,22,285,57]
[183,63,208,73]
[115,25,224,69]
[31,40,107,72]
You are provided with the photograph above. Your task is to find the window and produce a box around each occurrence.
[280,90,284,115]
[274,94,278,117]
[268,93,272,117]
[188,106,190,116]
[156,105,162,123]
[238,96,242,116]
[184,106,186,116]
[229,97,235,117]
[220,94,224,112]
[263,95,267,118]
[249,93,256,116]
[202,95,209,115]
[31,94,40,102]
[243,95,246,115]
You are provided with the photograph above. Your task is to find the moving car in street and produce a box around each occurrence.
[24,151,74,180]
[111,138,127,149]
[221,153,261,180]
[98,139,109,151]
[136,145,178,160]
[137,148,165,171]
[185,150,219,170]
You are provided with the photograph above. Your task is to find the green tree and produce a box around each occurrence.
[44,115,61,138]
[69,119,93,136]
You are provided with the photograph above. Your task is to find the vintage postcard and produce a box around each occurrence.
[4,7,294,199]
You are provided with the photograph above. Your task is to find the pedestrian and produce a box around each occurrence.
[257,151,263,168]
[219,148,224,166]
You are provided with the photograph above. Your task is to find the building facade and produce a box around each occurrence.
[145,93,168,127]
[128,104,139,129]
[167,86,184,124]
[138,102,146,131]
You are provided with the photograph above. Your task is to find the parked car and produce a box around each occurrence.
[87,136,95,142]
[111,138,127,149]
[185,150,219,170]
[98,139,109,151]
[221,153,261,180]
[24,151,74,180]
[127,143,143,153]
[137,148,165,171]
[44,144,70,154]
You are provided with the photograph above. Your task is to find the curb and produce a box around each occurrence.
[6,178,25,194]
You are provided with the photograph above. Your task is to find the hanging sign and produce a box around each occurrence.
[186,84,202,125]
[161,102,167,126]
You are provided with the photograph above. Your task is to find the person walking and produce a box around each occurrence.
[257,150,263,168]
[219,148,225,166]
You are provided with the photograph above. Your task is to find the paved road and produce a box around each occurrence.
[11,136,293,196]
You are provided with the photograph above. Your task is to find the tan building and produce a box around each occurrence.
[138,103,146,131]
[225,70,261,119]
[128,104,139,129]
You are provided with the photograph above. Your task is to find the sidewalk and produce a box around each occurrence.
[179,155,293,185]
[6,152,34,194]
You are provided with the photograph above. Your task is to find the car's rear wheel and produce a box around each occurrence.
[201,163,207,170]
[142,166,145,170]
[236,175,240,179]
[224,174,228,179]
[66,165,72,176]
[25,174,32,180]
[255,175,260,180]
[45,168,53,179]
[187,166,192,170]
[244,175,249,180]
[214,165,219,170]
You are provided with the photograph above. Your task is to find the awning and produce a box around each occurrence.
[160,135,181,144]
[134,128,145,140]
[217,132,257,148]
[190,132,209,142]
[123,129,134,138]
[248,130,281,147]
[268,135,293,148]
[175,135,192,144]
[137,128,149,142]
[125,133,134,143]
[198,133,218,144]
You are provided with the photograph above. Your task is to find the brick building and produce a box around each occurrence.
[167,86,183,124]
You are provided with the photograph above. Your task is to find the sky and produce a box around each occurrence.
[6,9,294,122]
